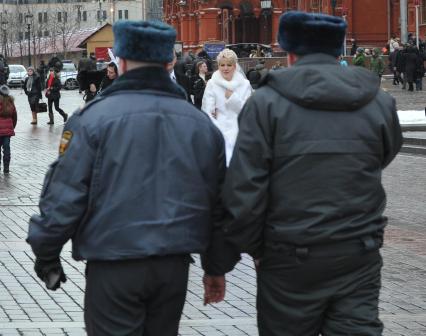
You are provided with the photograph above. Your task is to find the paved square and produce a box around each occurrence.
[0,83,425,335]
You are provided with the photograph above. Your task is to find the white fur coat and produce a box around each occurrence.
[201,70,252,166]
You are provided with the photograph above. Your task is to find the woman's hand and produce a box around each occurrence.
[225,89,233,99]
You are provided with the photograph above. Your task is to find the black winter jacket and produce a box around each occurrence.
[221,53,402,260]
[28,66,226,262]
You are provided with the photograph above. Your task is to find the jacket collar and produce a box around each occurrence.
[100,66,187,99]
[293,53,339,67]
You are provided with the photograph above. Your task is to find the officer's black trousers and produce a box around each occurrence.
[84,255,190,336]
[257,249,383,336]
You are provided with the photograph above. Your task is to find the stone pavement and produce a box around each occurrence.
[0,85,425,335]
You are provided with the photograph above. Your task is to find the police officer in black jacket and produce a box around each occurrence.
[203,12,402,336]
[28,20,226,336]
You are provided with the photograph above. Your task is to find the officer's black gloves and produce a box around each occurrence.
[34,257,67,291]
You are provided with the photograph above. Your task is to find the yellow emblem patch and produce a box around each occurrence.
[59,131,73,155]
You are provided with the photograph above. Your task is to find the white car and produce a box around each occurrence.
[7,64,28,88]
[60,63,79,90]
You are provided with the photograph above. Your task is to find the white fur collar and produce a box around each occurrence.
[210,69,247,91]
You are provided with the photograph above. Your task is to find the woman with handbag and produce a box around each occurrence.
[23,67,42,125]
[45,68,68,125]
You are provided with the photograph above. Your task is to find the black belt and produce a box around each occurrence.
[265,236,382,258]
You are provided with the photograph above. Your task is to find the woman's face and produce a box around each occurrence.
[28,69,34,76]
[107,66,117,80]
[218,59,236,81]
[199,63,208,74]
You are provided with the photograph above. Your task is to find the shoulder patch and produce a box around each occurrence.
[59,130,73,155]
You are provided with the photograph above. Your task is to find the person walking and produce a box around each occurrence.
[45,69,68,124]
[353,47,366,67]
[404,45,418,92]
[203,11,402,336]
[191,60,209,109]
[202,48,252,165]
[370,47,385,80]
[37,60,48,90]
[27,20,226,336]
[23,67,42,125]
[0,85,17,174]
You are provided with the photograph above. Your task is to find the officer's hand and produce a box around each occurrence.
[34,257,67,291]
[203,274,225,305]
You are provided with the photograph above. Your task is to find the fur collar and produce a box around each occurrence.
[210,70,248,91]
[100,66,187,99]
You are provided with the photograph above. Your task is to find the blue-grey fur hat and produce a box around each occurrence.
[113,20,177,63]
[278,11,347,57]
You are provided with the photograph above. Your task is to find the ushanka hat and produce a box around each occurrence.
[113,20,176,63]
[278,11,347,57]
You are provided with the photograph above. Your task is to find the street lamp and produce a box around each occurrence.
[1,21,7,57]
[25,14,33,66]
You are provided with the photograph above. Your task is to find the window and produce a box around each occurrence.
[44,12,48,23]
[18,32,23,40]
[83,11,87,21]
[64,12,68,22]
[58,12,62,22]
[77,10,81,21]
[118,10,122,19]
[38,30,42,37]
[19,13,23,24]
[124,10,128,19]
[24,31,29,39]
[38,12,43,23]
[97,10,101,21]
[103,10,107,20]
[44,30,49,36]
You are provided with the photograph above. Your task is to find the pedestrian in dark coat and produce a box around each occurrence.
[404,46,418,91]
[37,60,48,89]
[396,45,408,88]
[23,67,42,125]
[191,60,210,109]
[202,11,402,336]
[45,69,68,124]
[415,50,425,90]
[389,43,400,85]
[28,20,226,336]
[0,85,17,174]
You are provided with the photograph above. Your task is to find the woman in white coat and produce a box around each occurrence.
[202,49,252,166]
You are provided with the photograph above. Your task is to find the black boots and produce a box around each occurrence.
[47,112,54,125]
[3,162,9,174]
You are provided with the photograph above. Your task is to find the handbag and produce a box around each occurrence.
[38,101,48,113]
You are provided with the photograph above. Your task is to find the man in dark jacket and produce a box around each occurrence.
[204,11,402,336]
[27,20,226,336]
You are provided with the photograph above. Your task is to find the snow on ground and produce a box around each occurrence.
[397,110,426,124]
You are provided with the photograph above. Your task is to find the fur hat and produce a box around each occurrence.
[278,11,347,57]
[0,85,10,96]
[113,20,176,63]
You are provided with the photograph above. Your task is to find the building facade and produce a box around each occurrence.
[163,0,426,52]
[1,0,144,59]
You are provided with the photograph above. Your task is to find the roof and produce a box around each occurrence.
[8,26,105,58]
[77,23,112,48]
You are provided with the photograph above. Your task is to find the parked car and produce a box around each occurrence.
[7,64,27,88]
[60,62,78,90]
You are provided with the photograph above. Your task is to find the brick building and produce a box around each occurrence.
[163,0,426,52]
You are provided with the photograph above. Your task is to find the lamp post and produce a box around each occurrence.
[1,21,7,57]
[25,14,33,66]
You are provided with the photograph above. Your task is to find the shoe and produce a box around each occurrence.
[63,113,68,122]
[3,168,9,174]
[47,121,54,125]
[30,121,37,125]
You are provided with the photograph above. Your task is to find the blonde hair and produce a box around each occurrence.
[216,48,238,65]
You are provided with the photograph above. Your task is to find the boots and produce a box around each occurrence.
[47,112,54,125]
[3,154,10,174]
[31,111,37,125]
